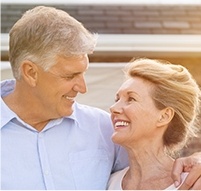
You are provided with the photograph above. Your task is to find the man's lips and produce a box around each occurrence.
[63,95,76,101]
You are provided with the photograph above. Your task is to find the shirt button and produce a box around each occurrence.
[44,170,49,175]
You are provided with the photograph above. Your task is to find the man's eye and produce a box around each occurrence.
[64,75,74,80]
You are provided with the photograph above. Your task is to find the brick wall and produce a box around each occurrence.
[1,4,201,34]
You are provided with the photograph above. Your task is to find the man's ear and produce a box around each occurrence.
[20,60,38,87]
[157,107,175,127]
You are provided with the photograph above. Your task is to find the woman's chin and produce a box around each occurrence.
[111,133,124,145]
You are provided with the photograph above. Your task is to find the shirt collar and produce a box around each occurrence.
[64,102,78,123]
[1,79,17,129]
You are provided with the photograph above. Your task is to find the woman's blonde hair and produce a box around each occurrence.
[9,6,98,79]
[124,58,201,154]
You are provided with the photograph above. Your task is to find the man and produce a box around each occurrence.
[1,6,201,190]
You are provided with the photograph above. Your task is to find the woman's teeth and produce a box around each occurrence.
[115,121,129,127]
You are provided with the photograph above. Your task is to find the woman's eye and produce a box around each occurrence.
[128,97,136,102]
[114,97,119,102]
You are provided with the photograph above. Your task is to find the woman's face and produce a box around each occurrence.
[110,77,163,147]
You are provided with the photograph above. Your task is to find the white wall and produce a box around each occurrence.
[2,34,201,58]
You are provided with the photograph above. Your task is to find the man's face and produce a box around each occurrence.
[35,54,89,119]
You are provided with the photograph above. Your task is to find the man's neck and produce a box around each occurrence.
[3,90,50,132]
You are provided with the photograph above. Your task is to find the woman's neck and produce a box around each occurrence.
[122,145,174,190]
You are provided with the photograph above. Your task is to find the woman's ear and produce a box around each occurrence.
[20,60,38,87]
[157,107,175,127]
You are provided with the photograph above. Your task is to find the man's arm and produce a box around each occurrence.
[171,152,201,190]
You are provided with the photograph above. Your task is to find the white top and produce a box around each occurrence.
[107,167,189,190]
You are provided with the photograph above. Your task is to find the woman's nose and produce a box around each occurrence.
[110,101,122,114]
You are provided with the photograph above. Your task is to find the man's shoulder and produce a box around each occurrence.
[1,79,16,97]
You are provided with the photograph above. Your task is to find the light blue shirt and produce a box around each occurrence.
[1,79,128,190]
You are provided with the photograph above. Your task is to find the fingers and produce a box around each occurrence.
[171,152,201,188]
[178,163,201,190]
[171,157,185,187]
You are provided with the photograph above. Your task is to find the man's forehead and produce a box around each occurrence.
[51,55,89,72]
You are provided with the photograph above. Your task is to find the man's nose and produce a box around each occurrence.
[73,74,87,94]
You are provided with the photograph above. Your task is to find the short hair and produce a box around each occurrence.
[124,58,201,155]
[9,6,98,79]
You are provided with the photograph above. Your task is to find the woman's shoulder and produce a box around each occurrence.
[107,167,129,190]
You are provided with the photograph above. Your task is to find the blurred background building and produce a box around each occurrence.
[1,0,201,156]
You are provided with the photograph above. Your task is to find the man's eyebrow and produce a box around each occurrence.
[61,71,83,77]
[69,71,83,75]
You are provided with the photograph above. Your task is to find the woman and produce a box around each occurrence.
[107,58,201,190]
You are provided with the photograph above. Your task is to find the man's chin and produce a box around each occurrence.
[63,107,74,117]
